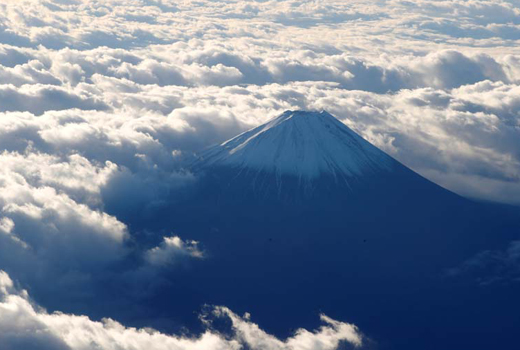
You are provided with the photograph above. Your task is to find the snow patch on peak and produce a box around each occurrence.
[198,110,394,179]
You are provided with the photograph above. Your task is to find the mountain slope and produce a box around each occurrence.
[197,110,394,180]
[128,110,520,350]
[191,110,458,203]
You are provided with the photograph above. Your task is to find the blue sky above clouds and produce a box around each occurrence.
[0,0,519,349]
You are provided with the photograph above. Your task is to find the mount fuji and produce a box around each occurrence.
[121,111,520,350]
[189,110,464,207]
[197,110,394,181]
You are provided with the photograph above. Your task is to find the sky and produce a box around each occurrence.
[0,0,519,349]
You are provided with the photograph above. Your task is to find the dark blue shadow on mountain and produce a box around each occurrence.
[106,111,520,350]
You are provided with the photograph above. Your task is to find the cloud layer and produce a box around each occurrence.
[0,270,362,350]
[0,0,518,205]
[0,0,519,348]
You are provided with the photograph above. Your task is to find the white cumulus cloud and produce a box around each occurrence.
[0,270,363,350]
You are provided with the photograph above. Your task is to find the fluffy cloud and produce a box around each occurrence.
[0,148,198,309]
[0,84,107,114]
[0,0,518,205]
[0,270,363,350]
[145,236,203,266]
[0,151,125,297]
[447,240,520,285]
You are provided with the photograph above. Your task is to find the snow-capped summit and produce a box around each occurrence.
[196,110,394,180]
